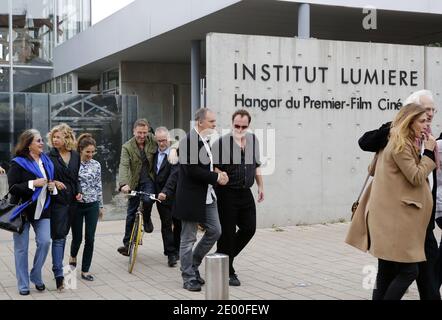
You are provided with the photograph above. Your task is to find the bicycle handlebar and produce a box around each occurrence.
[128,190,162,203]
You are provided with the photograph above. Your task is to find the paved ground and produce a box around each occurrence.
[0,217,439,300]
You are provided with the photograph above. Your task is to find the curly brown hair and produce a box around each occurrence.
[47,123,77,151]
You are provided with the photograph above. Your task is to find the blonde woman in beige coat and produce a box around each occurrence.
[368,103,437,300]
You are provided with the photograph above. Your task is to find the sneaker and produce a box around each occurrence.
[117,245,129,256]
[183,280,201,292]
[168,255,178,267]
[144,217,154,233]
[229,274,241,286]
[195,270,205,285]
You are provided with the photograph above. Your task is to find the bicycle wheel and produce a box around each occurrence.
[128,213,142,273]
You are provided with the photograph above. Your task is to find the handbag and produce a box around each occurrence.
[0,186,25,234]
[350,173,371,220]
[350,153,378,220]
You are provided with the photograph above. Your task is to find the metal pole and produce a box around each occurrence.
[298,3,310,39]
[191,40,201,118]
[8,0,14,154]
[205,253,229,300]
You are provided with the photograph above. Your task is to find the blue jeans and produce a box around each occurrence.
[13,219,51,292]
[52,238,66,278]
[180,201,221,283]
[123,179,155,246]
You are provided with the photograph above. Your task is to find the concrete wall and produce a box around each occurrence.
[206,33,442,228]
[120,62,191,131]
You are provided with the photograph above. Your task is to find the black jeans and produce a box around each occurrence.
[156,202,180,256]
[416,228,440,300]
[70,202,99,273]
[373,259,419,300]
[123,181,155,246]
[216,188,256,275]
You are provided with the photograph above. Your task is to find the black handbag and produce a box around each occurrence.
[0,187,25,234]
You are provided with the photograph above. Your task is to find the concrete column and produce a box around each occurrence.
[191,40,201,118]
[298,3,310,39]
[8,0,14,153]
[71,73,78,94]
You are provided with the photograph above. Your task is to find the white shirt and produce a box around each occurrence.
[28,158,57,220]
[194,128,217,205]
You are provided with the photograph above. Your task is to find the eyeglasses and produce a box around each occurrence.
[234,125,249,130]
[35,138,44,144]
[425,107,437,114]
[157,139,168,143]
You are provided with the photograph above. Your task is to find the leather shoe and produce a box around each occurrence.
[144,217,154,233]
[183,280,201,292]
[168,255,177,267]
[81,273,94,281]
[35,283,46,291]
[117,245,129,256]
[69,257,77,268]
[55,276,64,292]
[19,290,30,296]
[229,274,241,286]
[195,270,205,285]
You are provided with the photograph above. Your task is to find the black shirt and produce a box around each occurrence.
[139,146,150,184]
[213,133,261,189]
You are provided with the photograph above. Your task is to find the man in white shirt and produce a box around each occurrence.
[173,108,228,292]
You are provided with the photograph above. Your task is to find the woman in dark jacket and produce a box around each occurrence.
[7,129,57,295]
[47,123,82,291]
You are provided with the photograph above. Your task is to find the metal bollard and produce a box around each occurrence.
[205,253,229,300]
[0,175,8,198]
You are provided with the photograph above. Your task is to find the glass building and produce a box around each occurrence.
[0,0,91,93]
[0,1,137,219]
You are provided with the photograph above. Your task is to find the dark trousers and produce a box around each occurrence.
[416,228,440,300]
[373,259,419,300]
[216,188,256,275]
[123,181,154,246]
[157,202,180,256]
[70,202,99,273]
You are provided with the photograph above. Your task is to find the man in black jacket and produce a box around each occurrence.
[153,127,180,267]
[359,89,441,300]
[174,108,229,292]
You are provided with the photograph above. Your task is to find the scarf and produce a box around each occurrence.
[10,153,55,220]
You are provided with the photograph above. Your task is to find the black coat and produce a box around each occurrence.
[7,160,52,222]
[153,150,179,206]
[47,148,81,239]
[174,129,218,223]
[358,122,437,231]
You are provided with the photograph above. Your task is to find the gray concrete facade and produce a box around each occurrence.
[206,33,442,228]
[120,62,191,130]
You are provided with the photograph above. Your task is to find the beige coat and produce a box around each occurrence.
[367,139,435,263]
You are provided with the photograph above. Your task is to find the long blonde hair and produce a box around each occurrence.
[47,123,77,151]
[389,103,426,154]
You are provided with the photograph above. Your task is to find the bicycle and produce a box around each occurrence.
[127,190,161,273]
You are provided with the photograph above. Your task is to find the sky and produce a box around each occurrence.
[91,0,135,25]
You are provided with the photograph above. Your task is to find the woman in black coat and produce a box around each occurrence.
[7,129,57,295]
[47,123,82,291]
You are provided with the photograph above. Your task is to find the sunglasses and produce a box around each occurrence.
[35,138,44,144]
[234,124,249,130]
